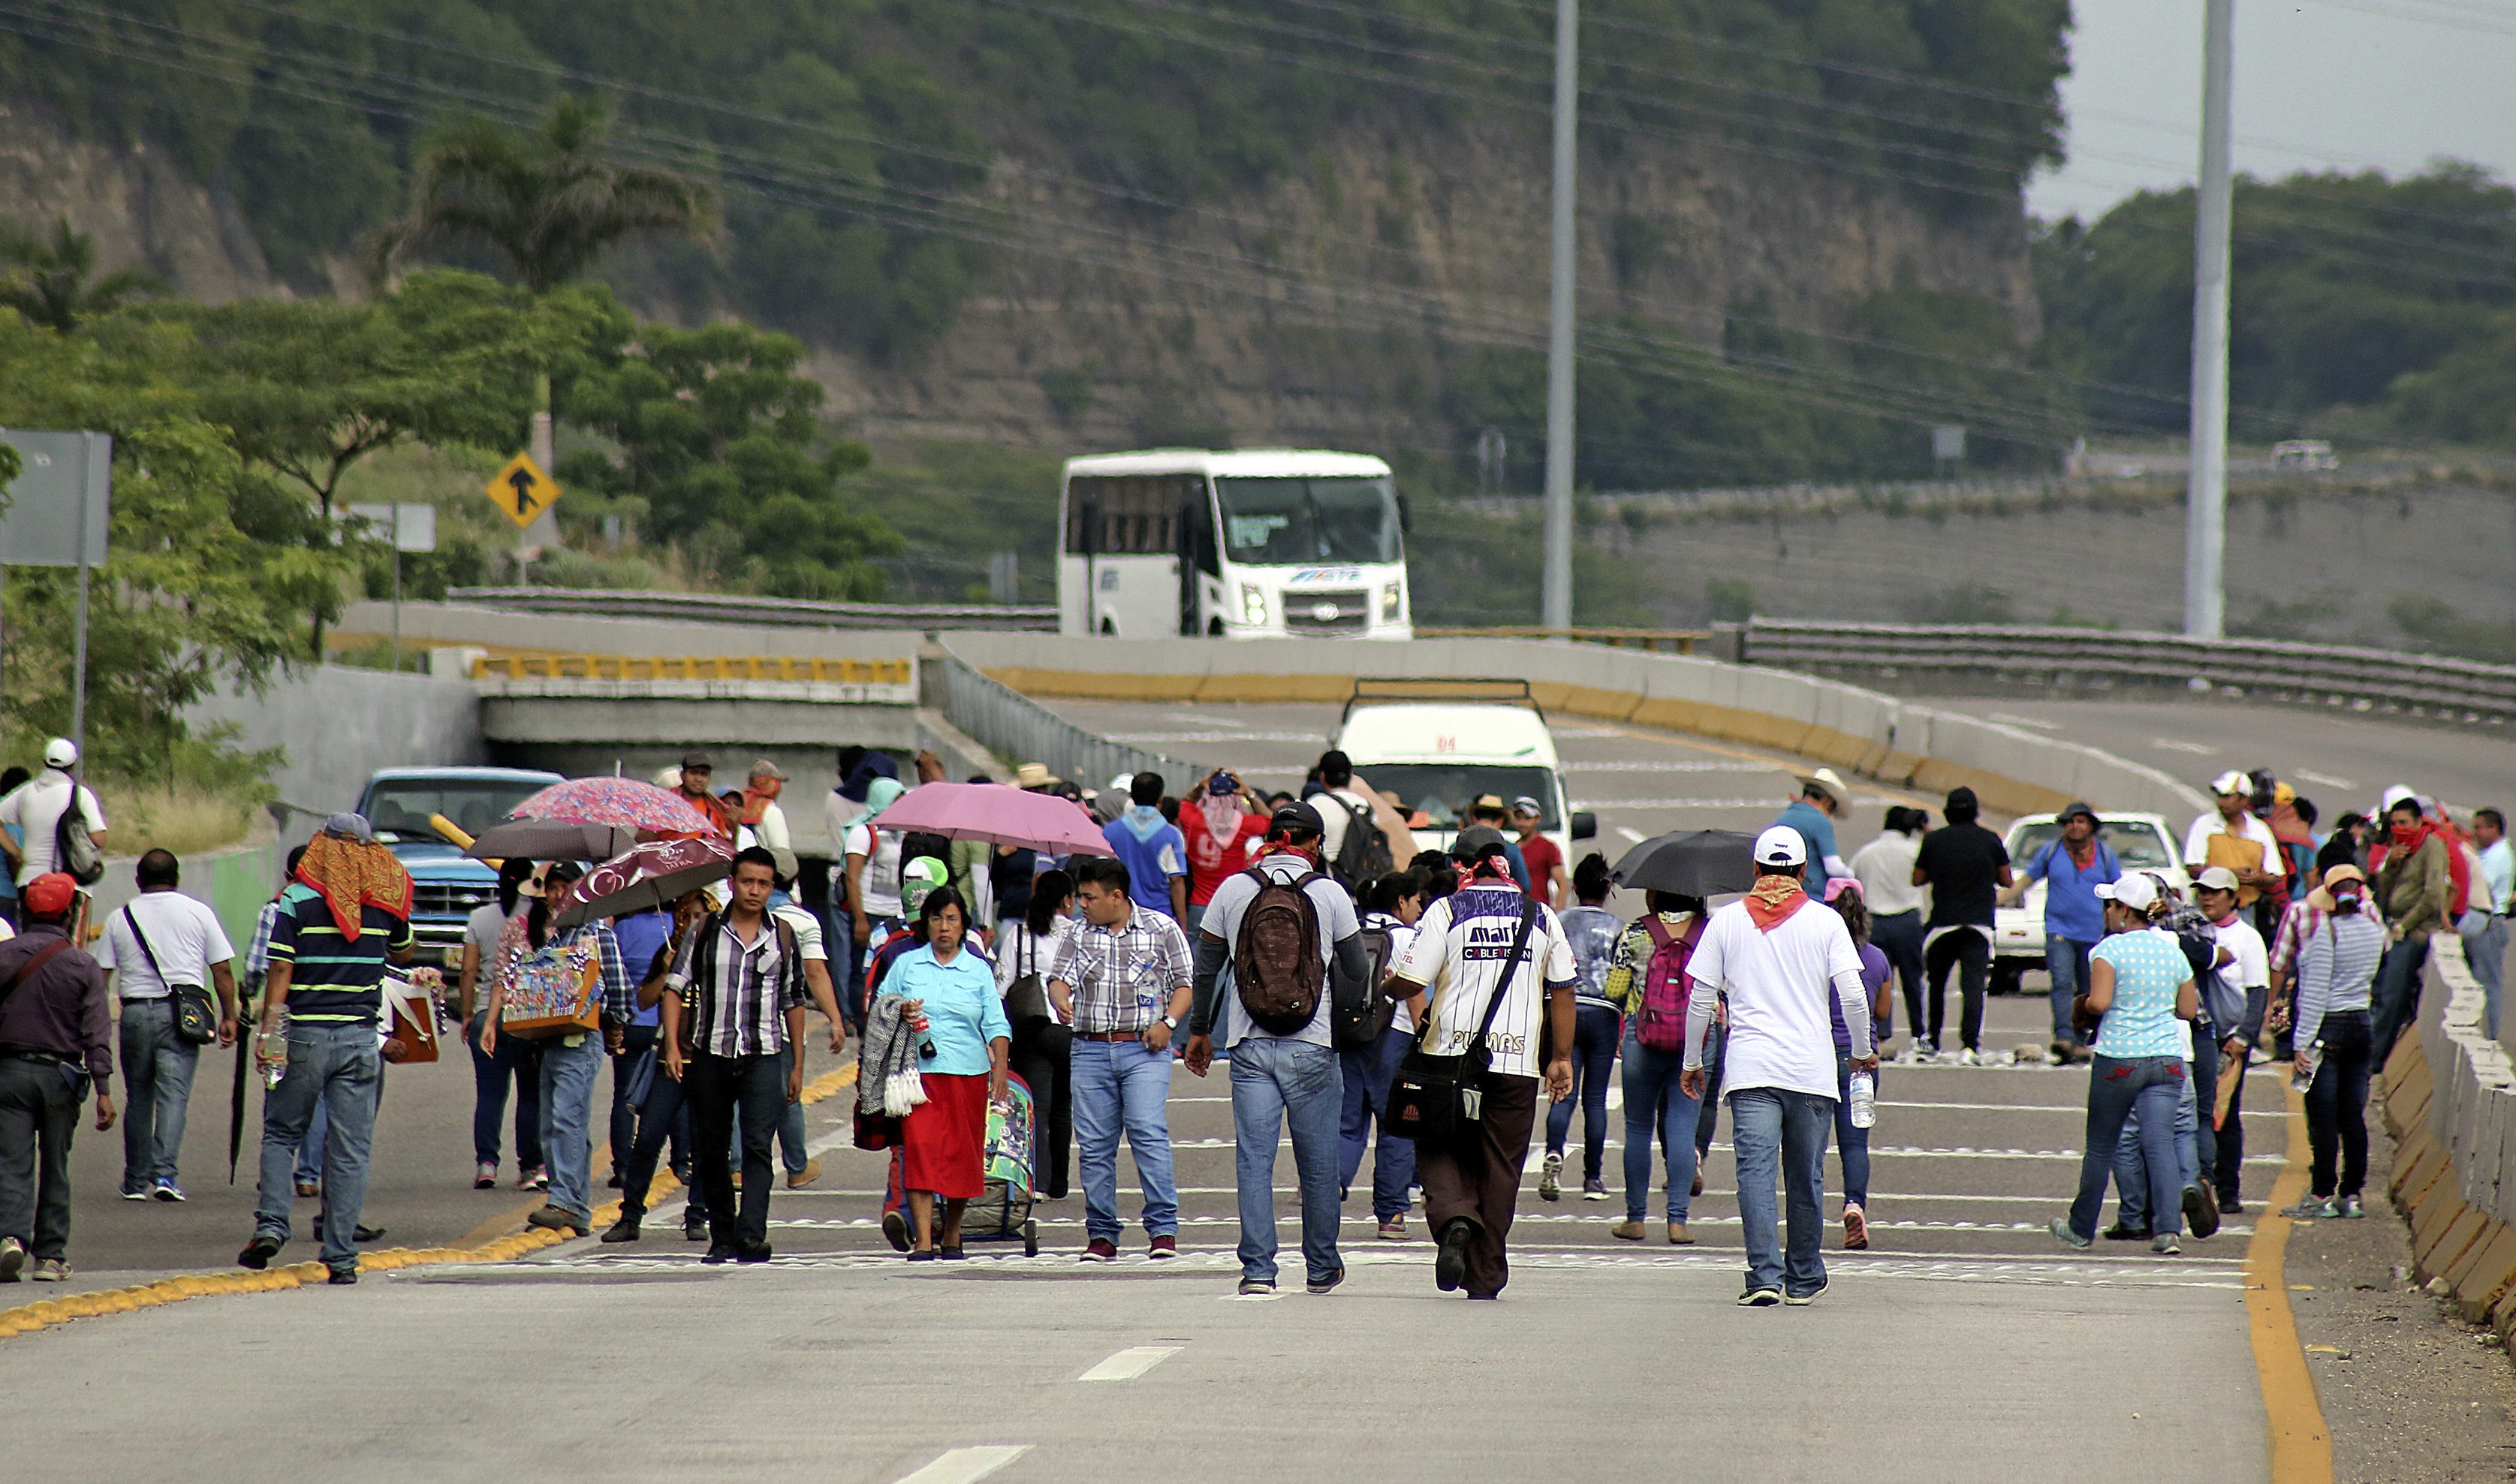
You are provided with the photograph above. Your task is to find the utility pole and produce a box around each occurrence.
[2183,0,2235,639]
[1541,0,1578,631]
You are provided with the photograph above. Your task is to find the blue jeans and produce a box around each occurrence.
[1545,1004,1622,1180]
[1730,1086,1832,1298]
[1231,1037,1343,1284]
[1339,1023,1415,1219]
[2067,1054,2184,1241]
[2113,1060,2199,1231]
[1830,1053,1874,1209]
[2045,938,2095,1046]
[467,1010,544,1171]
[2460,911,2505,1040]
[537,1034,604,1224]
[1694,1021,1726,1157]
[118,999,200,1191]
[1071,1036,1179,1244]
[255,1021,381,1275]
[1620,1032,1698,1223]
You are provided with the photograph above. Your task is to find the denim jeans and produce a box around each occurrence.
[117,998,200,1191]
[1339,1022,1415,1219]
[1230,1037,1343,1284]
[1729,1086,1832,1298]
[2460,911,2505,1040]
[2305,1009,2374,1200]
[467,1009,544,1172]
[687,1049,782,1248]
[1620,1031,1698,1223]
[1872,911,1925,1043]
[1545,1004,1622,1181]
[0,1055,77,1261]
[619,1054,700,1221]
[2067,1054,2184,1242]
[2044,938,2095,1046]
[828,913,861,1033]
[537,1034,604,1224]
[1829,1053,1874,1209]
[2113,1061,2198,1232]
[2189,1022,2219,1182]
[255,1021,381,1275]
[2370,936,2430,1067]
[1693,1021,1726,1157]
[776,1045,810,1175]
[1070,1036,1179,1243]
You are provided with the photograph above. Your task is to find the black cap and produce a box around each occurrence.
[680,750,713,770]
[1270,800,1327,839]
[1451,823,1511,862]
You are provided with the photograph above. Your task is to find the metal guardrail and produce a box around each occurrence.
[447,586,1058,631]
[471,652,913,685]
[1420,626,1708,655]
[1736,620,2516,724]
[933,649,1219,794]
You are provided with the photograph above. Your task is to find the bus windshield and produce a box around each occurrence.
[1214,476,1401,565]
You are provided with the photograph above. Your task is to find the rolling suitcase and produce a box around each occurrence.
[880,1073,1039,1256]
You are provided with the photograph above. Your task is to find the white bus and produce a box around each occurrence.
[1057,449,1412,640]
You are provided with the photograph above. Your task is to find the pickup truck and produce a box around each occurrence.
[1992,811,2188,994]
[356,766,563,967]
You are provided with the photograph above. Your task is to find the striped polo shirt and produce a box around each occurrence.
[264,883,414,1023]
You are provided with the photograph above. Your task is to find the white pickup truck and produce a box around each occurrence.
[1992,811,2189,993]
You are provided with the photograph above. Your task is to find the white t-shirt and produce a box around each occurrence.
[844,822,905,918]
[1363,911,1418,1031]
[752,800,791,851]
[1685,898,1867,1101]
[1850,831,1925,917]
[96,890,236,998]
[2204,914,2268,1028]
[1391,884,1577,1080]
[1201,854,1360,1049]
[1308,787,1375,868]
[2183,811,2280,874]
[0,771,105,886]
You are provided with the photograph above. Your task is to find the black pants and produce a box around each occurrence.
[1417,1072,1538,1297]
[619,1055,702,1223]
[1009,1017,1072,1200]
[2370,937,2430,1069]
[687,1050,782,1249]
[2191,1020,2220,1183]
[1872,911,1926,1042]
[2214,1046,2248,1200]
[608,1025,658,1174]
[0,1055,79,1262]
[1923,929,1990,1051]
[2305,1010,2374,1200]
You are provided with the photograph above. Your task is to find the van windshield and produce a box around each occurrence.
[1354,764,1558,830]
[1214,476,1401,565]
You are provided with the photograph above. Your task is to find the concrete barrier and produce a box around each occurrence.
[186,664,487,820]
[2381,940,2516,1346]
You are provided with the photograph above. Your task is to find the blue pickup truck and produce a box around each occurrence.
[356,766,564,967]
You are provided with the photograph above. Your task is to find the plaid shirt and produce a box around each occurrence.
[666,911,807,1056]
[1049,908,1193,1034]
[243,899,282,993]
[2268,900,2328,977]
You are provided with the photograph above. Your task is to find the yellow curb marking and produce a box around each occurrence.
[0,1061,857,1341]
[2243,1079,2335,1483]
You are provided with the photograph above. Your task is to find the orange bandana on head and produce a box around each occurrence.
[1743,876,1808,933]
[295,833,414,939]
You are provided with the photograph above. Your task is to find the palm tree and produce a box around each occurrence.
[0,217,164,332]
[366,94,717,293]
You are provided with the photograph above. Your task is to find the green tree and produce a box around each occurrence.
[0,216,163,333]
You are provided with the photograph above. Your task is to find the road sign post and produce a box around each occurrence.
[0,429,112,768]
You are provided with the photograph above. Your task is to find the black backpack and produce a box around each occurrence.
[1329,793,1391,886]
[1332,917,1398,1049]
[1233,867,1327,1035]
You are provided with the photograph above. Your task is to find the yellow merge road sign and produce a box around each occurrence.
[486,453,560,529]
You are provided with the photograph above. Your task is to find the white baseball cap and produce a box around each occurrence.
[42,737,76,769]
[1753,825,1808,869]
[2096,874,2160,913]
[2193,865,2241,894]
[2209,770,2249,796]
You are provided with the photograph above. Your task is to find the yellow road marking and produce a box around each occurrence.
[2243,1080,2335,1482]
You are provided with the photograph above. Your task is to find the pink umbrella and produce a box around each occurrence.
[550,836,737,930]
[871,782,1114,856]
[512,777,715,835]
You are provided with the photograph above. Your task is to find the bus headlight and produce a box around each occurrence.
[1380,580,1402,620]
[1240,582,1267,623]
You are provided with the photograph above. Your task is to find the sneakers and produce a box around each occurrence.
[1147,1235,1178,1260]
[1080,1238,1119,1263]
[31,1257,67,1281]
[1784,1280,1828,1306]
[1894,1045,1930,1065]
[0,1236,23,1281]
[1581,1177,1608,1201]
[1737,1287,1782,1307]
[1956,1047,1982,1067]
[2050,1218,2091,1250]
[1306,1268,1344,1295]
[1434,1219,1474,1293]
[2102,1221,2152,1242]
[474,1161,497,1191]
[734,1242,773,1264]
[1609,1219,1647,1242]
[787,1157,821,1190]
[1842,1203,1868,1251]
[600,1215,643,1244]
[881,1210,911,1254]
[2282,1196,2334,1221]
[237,1236,281,1269]
[519,1166,548,1191]
[1538,1151,1564,1202]
[683,1209,710,1242]
[2185,1180,2222,1240]
[151,1180,186,1203]
[2335,1195,2366,1218]
[1237,1278,1275,1296]
[1377,1217,1407,1241]
[2152,1234,2181,1255]
[122,1188,149,1202]
[1667,1221,1693,1245]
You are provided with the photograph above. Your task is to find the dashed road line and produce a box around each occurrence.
[894,1446,1032,1484]
[1077,1345,1183,1382]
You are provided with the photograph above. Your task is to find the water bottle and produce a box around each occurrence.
[1848,1070,1876,1130]
[258,1029,290,1089]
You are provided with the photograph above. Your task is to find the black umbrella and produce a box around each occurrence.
[227,1034,249,1184]
[1611,829,1758,899]
[463,819,634,863]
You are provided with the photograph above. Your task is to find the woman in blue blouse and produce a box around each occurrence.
[890,886,1011,1259]
[2053,873,2198,1255]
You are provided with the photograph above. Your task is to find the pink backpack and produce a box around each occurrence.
[1635,915,1702,1053]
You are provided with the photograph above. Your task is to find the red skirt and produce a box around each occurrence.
[900,1072,989,1199]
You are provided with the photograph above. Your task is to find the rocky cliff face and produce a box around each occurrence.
[0,100,282,300]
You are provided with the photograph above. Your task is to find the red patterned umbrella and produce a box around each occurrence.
[512,777,715,835]
[550,836,736,930]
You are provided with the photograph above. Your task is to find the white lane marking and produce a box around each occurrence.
[1077,1345,1183,1381]
[2153,739,2217,755]
[1562,760,1777,773]
[761,1212,2257,1239]
[1615,826,1647,844]
[2295,769,2357,790]
[894,1446,1032,1484]
[1984,712,2062,732]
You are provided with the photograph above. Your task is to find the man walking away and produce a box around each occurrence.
[1773,769,1853,895]
[1853,806,1927,1055]
[240,816,413,1284]
[1187,802,1366,1296]
[1307,751,1401,890]
[2371,795,2452,1064]
[1342,871,1421,1239]
[1103,772,1190,924]
[2460,808,2510,1040]
[1387,826,1577,1299]
[1511,798,1568,908]
[2194,866,2270,1212]
[2003,803,2118,1066]
[1683,829,1876,1306]
[1912,787,2011,1064]
[0,873,114,1282]
[1049,856,1195,1260]
[0,739,107,886]
[1542,853,1623,1202]
[98,850,239,1201]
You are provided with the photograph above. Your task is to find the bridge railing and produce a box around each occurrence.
[933,649,1220,794]
[1421,625,1708,654]
[472,652,914,685]
[447,586,1056,633]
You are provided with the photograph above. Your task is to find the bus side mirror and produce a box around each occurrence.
[1571,811,1596,841]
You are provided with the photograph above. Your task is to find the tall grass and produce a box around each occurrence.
[92,782,261,859]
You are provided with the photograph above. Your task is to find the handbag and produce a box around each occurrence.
[121,904,216,1046]
[1387,899,1539,1148]
[501,934,604,1038]
[852,1106,903,1151]
[1002,924,1051,1026]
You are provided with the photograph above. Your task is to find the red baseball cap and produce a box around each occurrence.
[22,872,77,918]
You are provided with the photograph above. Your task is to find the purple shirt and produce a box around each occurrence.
[1834,940,1893,1050]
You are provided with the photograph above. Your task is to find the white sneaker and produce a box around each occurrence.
[1957,1047,1982,1067]
[1894,1046,1929,1065]
[1538,1151,1563,1203]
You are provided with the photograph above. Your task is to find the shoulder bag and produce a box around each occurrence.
[1385,898,1539,1148]
[122,903,217,1046]
[1002,923,1051,1026]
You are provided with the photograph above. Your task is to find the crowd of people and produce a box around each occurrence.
[0,727,2507,1307]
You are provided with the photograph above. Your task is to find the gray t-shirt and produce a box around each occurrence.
[1199,853,1359,1049]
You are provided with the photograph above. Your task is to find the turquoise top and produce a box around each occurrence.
[2090,928,2189,1059]
[890,944,1011,1076]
